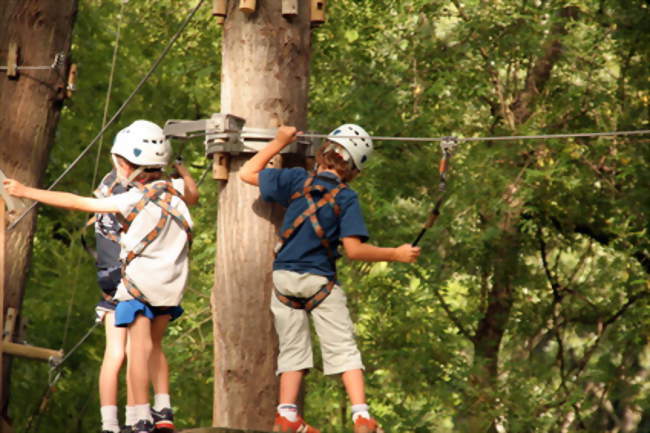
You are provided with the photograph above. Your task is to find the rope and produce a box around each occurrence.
[91,0,127,192]
[196,164,211,187]
[300,128,650,143]
[7,0,206,232]
[24,319,101,433]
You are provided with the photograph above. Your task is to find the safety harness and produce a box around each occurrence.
[82,172,127,260]
[273,174,346,312]
[119,180,192,305]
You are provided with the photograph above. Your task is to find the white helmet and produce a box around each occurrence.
[111,120,171,167]
[326,123,373,170]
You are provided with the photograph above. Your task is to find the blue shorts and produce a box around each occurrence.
[114,299,184,327]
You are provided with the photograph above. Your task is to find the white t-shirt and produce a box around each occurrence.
[100,178,192,306]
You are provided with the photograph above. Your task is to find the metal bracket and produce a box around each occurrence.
[1,43,66,78]
[236,127,314,155]
[164,113,318,157]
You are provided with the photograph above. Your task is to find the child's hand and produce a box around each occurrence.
[2,179,27,198]
[394,243,421,263]
[275,126,299,147]
[173,160,190,177]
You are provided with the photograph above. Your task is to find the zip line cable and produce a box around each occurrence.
[91,0,127,192]
[300,128,650,143]
[7,0,206,232]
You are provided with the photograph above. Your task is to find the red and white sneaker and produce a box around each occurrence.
[151,407,174,432]
[353,416,384,433]
[272,413,320,433]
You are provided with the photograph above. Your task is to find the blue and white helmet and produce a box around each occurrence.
[326,123,373,170]
[111,120,170,168]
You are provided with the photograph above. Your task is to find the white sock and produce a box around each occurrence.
[100,405,120,433]
[134,403,153,423]
[351,403,371,422]
[278,404,298,422]
[125,405,137,426]
[153,393,171,411]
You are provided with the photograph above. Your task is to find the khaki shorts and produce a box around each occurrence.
[271,270,364,376]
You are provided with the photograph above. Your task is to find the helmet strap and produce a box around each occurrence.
[112,154,144,186]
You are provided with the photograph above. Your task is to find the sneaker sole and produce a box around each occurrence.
[153,424,174,433]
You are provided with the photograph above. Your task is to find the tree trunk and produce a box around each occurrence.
[211,1,311,430]
[0,0,77,424]
[455,232,520,433]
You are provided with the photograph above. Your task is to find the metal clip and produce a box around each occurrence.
[440,136,458,155]
[1,48,66,75]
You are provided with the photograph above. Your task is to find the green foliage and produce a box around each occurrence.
[9,0,650,432]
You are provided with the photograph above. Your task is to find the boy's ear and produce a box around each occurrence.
[116,156,134,174]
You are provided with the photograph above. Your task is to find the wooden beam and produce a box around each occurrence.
[2,341,62,362]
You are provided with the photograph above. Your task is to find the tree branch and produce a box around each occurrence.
[509,6,579,125]
[413,268,474,341]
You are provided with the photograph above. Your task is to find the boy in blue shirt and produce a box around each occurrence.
[240,124,420,433]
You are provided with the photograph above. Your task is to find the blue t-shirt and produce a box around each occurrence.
[259,167,369,278]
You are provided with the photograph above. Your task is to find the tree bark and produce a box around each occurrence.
[0,0,77,424]
[212,1,311,430]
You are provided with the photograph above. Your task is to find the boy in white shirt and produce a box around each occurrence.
[4,120,193,433]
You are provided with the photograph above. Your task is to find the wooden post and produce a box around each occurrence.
[213,0,311,430]
[0,0,78,421]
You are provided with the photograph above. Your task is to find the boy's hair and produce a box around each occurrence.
[116,155,163,184]
[316,141,359,182]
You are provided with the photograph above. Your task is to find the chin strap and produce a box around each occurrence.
[111,154,145,186]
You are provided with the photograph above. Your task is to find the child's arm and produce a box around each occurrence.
[342,236,421,263]
[173,160,200,206]
[3,179,120,213]
[239,126,298,186]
